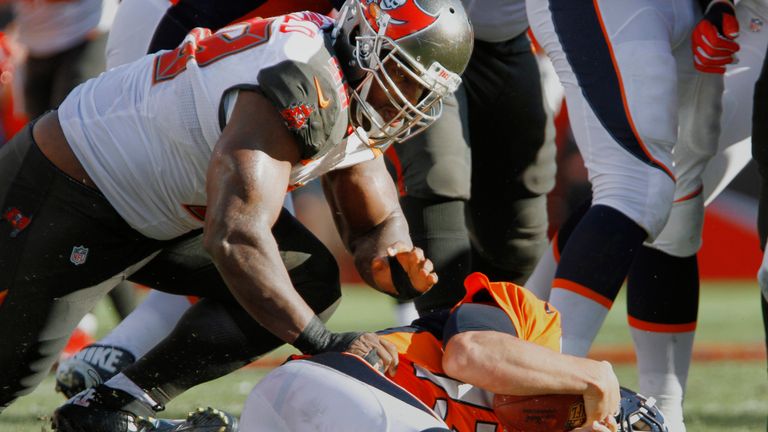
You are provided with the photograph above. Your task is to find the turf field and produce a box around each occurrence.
[2,281,766,431]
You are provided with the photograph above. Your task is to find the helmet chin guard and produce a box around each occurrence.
[333,0,472,148]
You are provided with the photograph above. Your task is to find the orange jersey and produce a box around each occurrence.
[380,272,562,432]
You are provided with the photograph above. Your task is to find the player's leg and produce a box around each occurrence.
[241,353,450,431]
[527,0,683,356]
[21,53,55,119]
[105,0,170,70]
[54,289,195,397]
[53,210,342,430]
[385,89,472,315]
[628,6,768,429]
[0,125,164,411]
[525,199,590,301]
[753,13,768,392]
[464,32,556,286]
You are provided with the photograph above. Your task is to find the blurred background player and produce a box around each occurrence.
[11,0,104,118]
[384,0,556,323]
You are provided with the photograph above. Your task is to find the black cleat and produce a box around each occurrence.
[52,385,158,432]
[170,407,239,432]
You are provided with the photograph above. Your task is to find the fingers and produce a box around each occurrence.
[722,13,739,39]
[392,246,438,288]
[379,337,400,377]
[347,333,399,376]
[692,13,740,74]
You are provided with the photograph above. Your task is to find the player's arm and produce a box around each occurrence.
[441,304,620,429]
[322,157,438,299]
[204,89,315,343]
[203,90,397,369]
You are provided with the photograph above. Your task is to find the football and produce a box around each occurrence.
[493,393,587,432]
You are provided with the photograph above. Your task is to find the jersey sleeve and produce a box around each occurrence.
[442,303,518,346]
[256,32,349,160]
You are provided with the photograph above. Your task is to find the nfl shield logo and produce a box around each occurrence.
[70,246,89,266]
[751,18,763,32]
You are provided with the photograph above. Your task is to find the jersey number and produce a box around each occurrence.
[152,20,272,84]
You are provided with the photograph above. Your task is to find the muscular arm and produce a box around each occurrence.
[322,157,415,295]
[443,331,614,397]
[443,331,619,426]
[203,89,315,344]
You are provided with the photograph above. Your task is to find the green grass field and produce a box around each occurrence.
[2,281,766,431]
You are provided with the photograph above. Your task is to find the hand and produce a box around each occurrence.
[570,417,618,432]
[343,332,400,376]
[583,361,621,428]
[371,242,438,299]
[692,0,739,74]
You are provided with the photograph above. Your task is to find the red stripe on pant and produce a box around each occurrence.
[628,316,696,333]
[553,278,613,309]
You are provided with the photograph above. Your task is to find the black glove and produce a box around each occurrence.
[293,316,383,369]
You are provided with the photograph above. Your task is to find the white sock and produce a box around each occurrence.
[524,241,557,301]
[100,290,193,358]
[104,373,160,408]
[394,301,419,326]
[631,328,694,432]
[77,312,99,335]
[549,288,610,356]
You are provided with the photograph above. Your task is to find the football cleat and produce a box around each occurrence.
[617,387,669,432]
[52,384,159,432]
[55,344,136,398]
[170,407,239,432]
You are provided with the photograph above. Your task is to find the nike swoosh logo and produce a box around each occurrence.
[314,76,331,109]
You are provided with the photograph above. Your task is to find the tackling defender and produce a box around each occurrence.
[0,2,474,431]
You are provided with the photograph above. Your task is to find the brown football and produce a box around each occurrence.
[493,393,587,432]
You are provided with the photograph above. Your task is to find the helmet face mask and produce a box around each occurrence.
[617,387,669,432]
[334,0,472,147]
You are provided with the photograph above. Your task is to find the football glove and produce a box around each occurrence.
[692,0,739,74]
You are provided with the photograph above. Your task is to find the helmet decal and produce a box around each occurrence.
[362,0,439,40]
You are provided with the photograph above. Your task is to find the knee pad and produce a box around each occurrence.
[592,169,675,240]
[648,194,704,257]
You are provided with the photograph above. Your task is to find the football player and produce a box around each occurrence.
[0,2,473,431]
[526,1,768,430]
[384,0,557,322]
[235,273,661,432]
[53,0,344,399]
[525,0,746,431]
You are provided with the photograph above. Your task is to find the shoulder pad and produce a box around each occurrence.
[258,32,349,159]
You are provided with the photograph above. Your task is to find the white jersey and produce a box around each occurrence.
[462,0,528,42]
[59,13,359,240]
[14,0,103,56]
